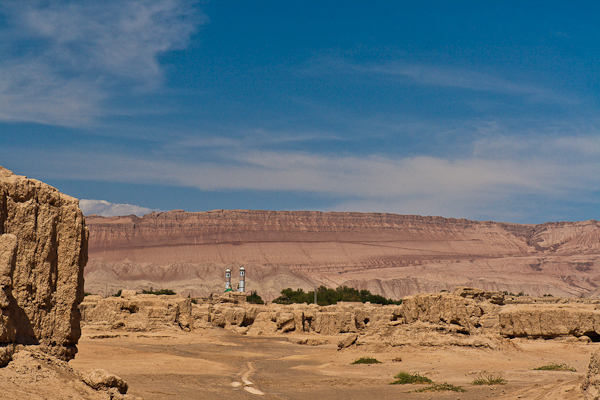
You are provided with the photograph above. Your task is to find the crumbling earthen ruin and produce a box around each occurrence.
[0,166,88,363]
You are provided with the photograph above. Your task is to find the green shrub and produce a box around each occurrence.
[390,372,433,385]
[472,372,506,385]
[142,288,176,295]
[273,285,401,306]
[246,290,264,304]
[351,357,381,365]
[112,289,122,297]
[533,363,576,372]
[415,383,466,392]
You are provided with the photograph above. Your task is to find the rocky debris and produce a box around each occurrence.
[499,304,600,340]
[337,333,358,349]
[0,346,141,399]
[583,348,600,399]
[294,338,329,346]
[83,369,130,399]
[454,286,505,305]
[0,166,88,362]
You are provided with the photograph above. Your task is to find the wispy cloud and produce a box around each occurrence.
[79,199,157,217]
[0,0,205,126]
[6,130,600,215]
[1,122,599,222]
[303,57,571,103]
[167,129,345,151]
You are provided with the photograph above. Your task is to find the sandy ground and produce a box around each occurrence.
[69,327,594,400]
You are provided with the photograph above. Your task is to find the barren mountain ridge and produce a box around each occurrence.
[85,210,600,300]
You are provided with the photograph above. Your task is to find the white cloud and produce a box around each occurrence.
[11,134,596,195]
[4,123,600,221]
[79,199,156,217]
[0,0,205,126]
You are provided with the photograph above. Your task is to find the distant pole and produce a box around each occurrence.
[105,282,108,298]
[314,286,317,304]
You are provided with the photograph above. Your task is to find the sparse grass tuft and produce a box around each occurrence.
[472,372,506,385]
[351,357,381,365]
[390,372,433,385]
[533,363,576,372]
[414,382,466,392]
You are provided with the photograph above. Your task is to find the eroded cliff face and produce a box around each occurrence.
[85,210,600,300]
[0,166,88,361]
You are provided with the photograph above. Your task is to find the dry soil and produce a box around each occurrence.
[70,326,592,400]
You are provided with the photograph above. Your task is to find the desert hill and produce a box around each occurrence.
[84,210,600,299]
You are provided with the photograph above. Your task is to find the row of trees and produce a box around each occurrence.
[104,286,399,306]
[273,285,401,306]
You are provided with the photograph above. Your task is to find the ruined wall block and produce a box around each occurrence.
[0,167,88,361]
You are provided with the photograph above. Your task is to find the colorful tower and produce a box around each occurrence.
[238,266,245,293]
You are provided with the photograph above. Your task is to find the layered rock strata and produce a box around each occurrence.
[0,166,88,362]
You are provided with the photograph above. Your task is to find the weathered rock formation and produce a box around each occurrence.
[80,287,600,350]
[0,166,88,362]
[80,287,501,344]
[84,210,600,300]
[499,304,600,340]
[0,347,139,400]
[584,348,600,400]
[80,293,192,332]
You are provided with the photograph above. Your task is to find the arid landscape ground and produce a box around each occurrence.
[70,326,589,400]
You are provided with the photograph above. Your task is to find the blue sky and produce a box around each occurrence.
[1,1,599,223]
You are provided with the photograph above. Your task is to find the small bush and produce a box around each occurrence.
[415,382,466,392]
[142,288,176,295]
[472,372,506,385]
[390,372,433,385]
[351,357,381,365]
[246,290,264,304]
[502,290,528,297]
[533,363,576,372]
[112,289,122,297]
[84,292,93,296]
